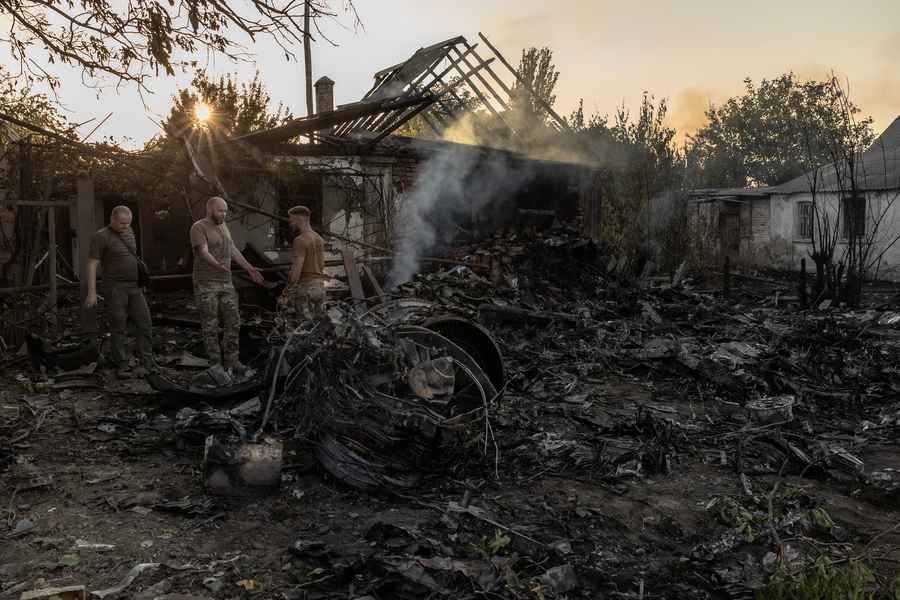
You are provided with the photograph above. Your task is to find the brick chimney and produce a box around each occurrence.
[314,76,335,114]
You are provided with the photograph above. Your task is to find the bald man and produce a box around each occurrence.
[189,196,264,374]
[85,206,155,377]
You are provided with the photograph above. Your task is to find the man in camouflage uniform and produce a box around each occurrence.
[277,205,327,329]
[85,206,155,377]
[190,196,264,374]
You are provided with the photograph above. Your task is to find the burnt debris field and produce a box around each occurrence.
[3,227,900,599]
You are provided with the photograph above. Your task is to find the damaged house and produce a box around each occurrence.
[689,116,900,279]
[172,34,605,289]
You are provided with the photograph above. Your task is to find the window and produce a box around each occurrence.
[842,196,866,240]
[797,201,814,240]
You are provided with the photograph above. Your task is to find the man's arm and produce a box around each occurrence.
[230,243,264,285]
[84,258,100,307]
[288,237,307,284]
[195,242,231,273]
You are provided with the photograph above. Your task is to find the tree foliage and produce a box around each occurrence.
[509,46,559,125]
[163,70,292,140]
[686,73,874,188]
[0,0,360,89]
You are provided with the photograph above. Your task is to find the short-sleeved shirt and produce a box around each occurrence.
[88,226,138,282]
[190,217,233,286]
[295,231,326,280]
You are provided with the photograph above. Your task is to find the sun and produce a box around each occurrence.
[194,102,211,123]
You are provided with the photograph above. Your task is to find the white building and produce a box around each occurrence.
[689,116,900,279]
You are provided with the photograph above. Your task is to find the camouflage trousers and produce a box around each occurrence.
[195,282,240,367]
[276,279,326,331]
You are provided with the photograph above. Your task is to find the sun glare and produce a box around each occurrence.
[194,103,211,123]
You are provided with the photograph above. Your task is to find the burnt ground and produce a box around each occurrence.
[3,243,900,599]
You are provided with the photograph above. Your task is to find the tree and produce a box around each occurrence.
[686,73,872,188]
[509,47,559,125]
[600,94,683,263]
[0,0,360,90]
[163,70,292,140]
[794,76,894,306]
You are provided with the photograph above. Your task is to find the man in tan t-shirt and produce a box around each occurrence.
[189,196,264,374]
[278,205,327,323]
[85,205,154,377]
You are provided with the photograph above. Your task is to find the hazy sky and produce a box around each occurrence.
[8,0,900,148]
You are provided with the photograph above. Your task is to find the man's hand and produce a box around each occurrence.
[85,291,98,308]
[247,266,264,285]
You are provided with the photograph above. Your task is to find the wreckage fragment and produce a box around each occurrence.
[203,436,283,496]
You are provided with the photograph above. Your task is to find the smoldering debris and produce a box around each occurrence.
[4,225,900,598]
[387,145,537,288]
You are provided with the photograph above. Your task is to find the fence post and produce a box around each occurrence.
[723,255,730,299]
[800,258,807,309]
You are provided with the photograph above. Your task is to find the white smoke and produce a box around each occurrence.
[386,143,536,288]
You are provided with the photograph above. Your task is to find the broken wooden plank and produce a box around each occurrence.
[341,247,366,303]
[360,264,385,302]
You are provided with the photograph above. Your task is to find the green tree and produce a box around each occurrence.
[163,70,292,140]
[600,94,683,263]
[686,73,874,188]
[509,47,559,125]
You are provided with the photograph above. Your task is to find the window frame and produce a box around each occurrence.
[796,200,814,241]
[841,195,866,241]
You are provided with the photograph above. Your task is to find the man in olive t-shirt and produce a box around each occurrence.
[85,205,154,376]
[189,196,263,373]
[276,205,327,326]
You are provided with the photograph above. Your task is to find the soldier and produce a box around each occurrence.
[189,196,264,374]
[278,205,327,324]
[85,205,155,377]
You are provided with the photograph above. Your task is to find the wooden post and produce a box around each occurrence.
[78,176,98,333]
[723,255,730,299]
[800,258,807,309]
[303,0,313,117]
[341,246,365,305]
[48,204,57,316]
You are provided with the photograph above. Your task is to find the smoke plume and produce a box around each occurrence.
[386,143,535,288]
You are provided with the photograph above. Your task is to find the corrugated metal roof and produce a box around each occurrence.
[775,116,900,194]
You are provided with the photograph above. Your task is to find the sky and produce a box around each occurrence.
[6,0,900,148]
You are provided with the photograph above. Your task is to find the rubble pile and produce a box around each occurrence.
[3,227,900,599]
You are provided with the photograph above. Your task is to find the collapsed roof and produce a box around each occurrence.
[232,33,570,151]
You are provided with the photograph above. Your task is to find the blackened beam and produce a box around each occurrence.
[338,53,447,136]
[365,61,493,147]
[419,56,467,114]
[446,54,509,127]
[341,52,447,135]
[478,32,572,133]
[465,41,514,99]
[364,42,481,136]
[448,45,511,114]
[372,36,467,79]
[233,95,435,146]
[345,44,479,137]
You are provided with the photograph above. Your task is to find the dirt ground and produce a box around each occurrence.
[3,271,900,599]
